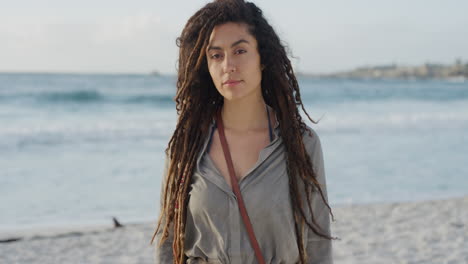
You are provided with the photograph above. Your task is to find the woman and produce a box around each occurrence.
[151,0,336,263]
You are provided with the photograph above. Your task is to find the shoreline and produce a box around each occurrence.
[1,194,466,240]
[0,217,158,242]
[1,195,467,263]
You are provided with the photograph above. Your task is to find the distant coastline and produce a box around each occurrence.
[299,59,468,81]
[2,59,467,81]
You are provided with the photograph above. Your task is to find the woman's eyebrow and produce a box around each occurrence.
[207,39,250,51]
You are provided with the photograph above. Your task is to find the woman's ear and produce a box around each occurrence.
[261,64,266,71]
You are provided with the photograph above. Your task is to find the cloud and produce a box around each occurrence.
[0,14,179,73]
[93,14,163,43]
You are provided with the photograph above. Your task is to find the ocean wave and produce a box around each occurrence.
[38,90,104,103]
[0,90,175,105]
[0,118,175,152]
[1,74,468,105]
[123,95,174,105]
[1,109,466,150]
[1,85,467,105]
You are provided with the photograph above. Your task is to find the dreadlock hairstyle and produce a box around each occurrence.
[151,0,336,263]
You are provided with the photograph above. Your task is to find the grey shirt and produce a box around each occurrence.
[154,120,333,264]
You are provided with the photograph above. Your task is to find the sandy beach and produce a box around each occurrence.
[1,195,467,264]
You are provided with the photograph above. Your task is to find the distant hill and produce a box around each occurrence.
[150,70,161,76]
[299,59,468,80]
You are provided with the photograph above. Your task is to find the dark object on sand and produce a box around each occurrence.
[113,217,124,228]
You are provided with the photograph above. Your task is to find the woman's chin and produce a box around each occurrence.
[223,93,248,102]
[221,89,260,103]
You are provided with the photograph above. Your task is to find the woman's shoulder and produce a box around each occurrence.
[300,124,322,153]
[300,125,327,189]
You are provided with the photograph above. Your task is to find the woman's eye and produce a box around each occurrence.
[209,49,245,60]
[210,54,221,59]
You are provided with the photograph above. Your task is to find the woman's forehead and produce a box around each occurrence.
[207,22,256,48]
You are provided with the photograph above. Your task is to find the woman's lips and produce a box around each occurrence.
[223,80,242,86]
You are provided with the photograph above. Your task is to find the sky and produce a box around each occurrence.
[0,0,467,74]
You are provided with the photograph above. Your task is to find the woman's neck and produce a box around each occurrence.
[221,95,268,132]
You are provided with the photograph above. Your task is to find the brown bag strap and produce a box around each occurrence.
[216,110,266,264]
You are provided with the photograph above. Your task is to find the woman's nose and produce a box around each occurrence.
[222,56,236,73]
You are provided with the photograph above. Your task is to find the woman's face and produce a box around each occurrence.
[206,22,263,102]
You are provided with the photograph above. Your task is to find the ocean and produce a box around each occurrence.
[1,73,467,232]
